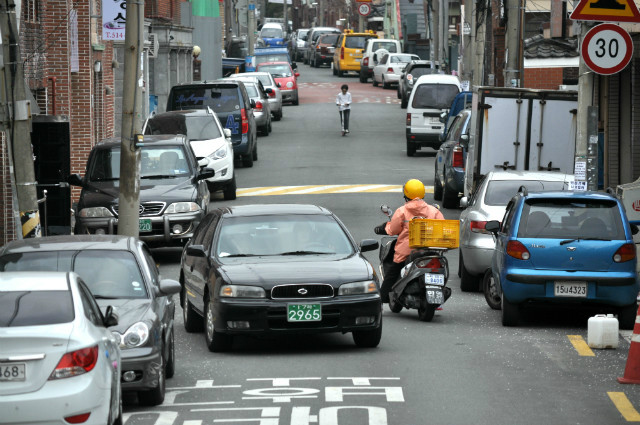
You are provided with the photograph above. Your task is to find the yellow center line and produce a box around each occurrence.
[608,392,640,422]
[567,335,595,356]
[236,184,436,197]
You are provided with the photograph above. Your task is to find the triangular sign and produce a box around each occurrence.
[571,0,640,23]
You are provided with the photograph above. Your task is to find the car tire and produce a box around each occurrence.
[389,292,403,313]
[223,175,237,201]
[338,69,344,77]
[619,303,638,330]
[460,255,479,292]
[252,143,258,161]
[442,178,459,209]
[397,87,401,99]
[359,73,367,83]
[382,77,390,89]
[165,329,176,378]
[274,110,282,121]
[182,284,204,333]
[137,357,165,406]
[418,300,436,322]
[501,295,520,327]
[400,96,408,109]
[332,65,337,76]
[260,123,269,136]
[406,140,416,157]
[373,77,378,87]
[205,297,233,352]
[483,269,502,310]
[433,167,443,200]
[293,95,299,106]
[352,320,382,348]
[242,152,254,167]
[268,119,272,133]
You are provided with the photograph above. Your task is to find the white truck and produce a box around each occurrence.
[464,86,579,197]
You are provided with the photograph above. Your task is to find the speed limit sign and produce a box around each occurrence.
[581,23,633,75]
[358,3,371,16]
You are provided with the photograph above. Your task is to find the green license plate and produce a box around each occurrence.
[287,304,321,322]
[139,219,152,232]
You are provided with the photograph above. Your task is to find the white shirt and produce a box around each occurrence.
[336,92,352,111]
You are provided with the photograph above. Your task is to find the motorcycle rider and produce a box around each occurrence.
[374,179,444,303]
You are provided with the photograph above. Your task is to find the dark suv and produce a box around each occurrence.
[167,81,258,167]
[398,60,440,108]
[310,33,339,68]
[69,135,214,246]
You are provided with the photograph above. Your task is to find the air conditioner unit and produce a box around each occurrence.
[147,33,159,58]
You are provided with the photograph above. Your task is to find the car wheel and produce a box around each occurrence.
[352,319,382,348]
[619,303,638,330]
[165,329,176,378]
[338,69,344,77]
[268,119,272,133]
[293,95,299,106]
[304,56,309,65]
[483,270,501,310]
[137,357,165,406]
[460,256,479,292]
[252,143,258,161]
[260,123,269,136]
[418,300,436,322]
[442,178,459,209]
[359,73,367,83]
[223,175,237,201]
[205,296,233,352]
[397,87,401,99]
[433,167,443,200]
[400,96,408,109]
[373,77,378,87]
[501,295,520,327]
[332,65,337,75]
[406,140,416,157]
[242,152,254,167]
[274,110,282,121]
[389,292,403,313]
[382,77,390,89]
[182,284,203,333]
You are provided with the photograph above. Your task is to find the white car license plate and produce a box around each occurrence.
[287,304,321,322]
[554,281,587,297]
[424,273,445,285]
[0,363,26,381]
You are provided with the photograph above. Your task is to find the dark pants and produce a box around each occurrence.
[380,260,404,303]
[339,109,350,131]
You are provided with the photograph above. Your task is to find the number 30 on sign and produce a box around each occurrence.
[581,23,633,75]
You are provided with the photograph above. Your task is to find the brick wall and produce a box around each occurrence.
[146,0,181,21]
[523,67,564,90]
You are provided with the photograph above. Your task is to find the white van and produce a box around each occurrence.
[405,74,461,156]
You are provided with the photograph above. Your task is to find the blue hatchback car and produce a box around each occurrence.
[486,189,639,328]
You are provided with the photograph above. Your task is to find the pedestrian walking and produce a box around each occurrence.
[336,84,351,136]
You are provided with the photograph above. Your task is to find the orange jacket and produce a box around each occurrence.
[384,199,444,263]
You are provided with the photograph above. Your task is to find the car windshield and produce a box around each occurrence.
[261,28,283,38]
[169,86,240,112]
[146,115,222,140]
[0,290,74,327]
[257,64,292,77]
[320,34,339,44]
[411,83,460,109]
[518,199,626,240]
[215,214,355,258]
[372,41,398,52]
[408,67,437,79]
[484,180,568,206]
[88,145,191,181]
[255,55,290,66]
[345,36,371,49]
[0,250,149,299]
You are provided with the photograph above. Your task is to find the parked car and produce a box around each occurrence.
[68,135,214,245]
[438,91,472,141]
[303,27,341,64]
[332,30,378,77]
[398,60,441,108]
[359,38,402,83]
[458,171,575,296]
[256,61,300,105]
[434,109,471,209]
[310,33,339,68]
[230,72,283,121]
[0,271,122,424]
[405,74,461,156]
[484,189,640,328]
[143,109,237,200]
[0,235,182,406]
[228,79,272,136]
[166,80,259,167]
[372,53,420,89]
[289,28,309,61]
[179,204,382,351]
[259,22,285,47]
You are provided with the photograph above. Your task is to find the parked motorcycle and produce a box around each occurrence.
[375,205,452,322]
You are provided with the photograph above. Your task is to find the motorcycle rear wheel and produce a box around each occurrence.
[389,293,403,313]
[418,301,436,322]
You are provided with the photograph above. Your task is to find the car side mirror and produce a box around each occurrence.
[485,221,501,234]
[292,62,298,69]
[198,167,215,180]
[631,223,639,235]
[460,134,469,148]
[295,72,300,77]
[360,239,379,253]
[67,174,84,187]
[277,82,282,87]
[265,88,273,94]
[158,279,182,296]
[186,244,207,257]
[223,128,232,138]
[197,157,211,168]
[460,197,469,209]
[250,99,256,108]
[439,111,448,124]
[103,305,119,327]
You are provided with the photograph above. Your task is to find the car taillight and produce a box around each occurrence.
[50,345,99,380]
[387,67,394,73]
[506,241,530,260]
[452,145,464,168]
[363,57,369,66]
[416,258,443,272]
[406,113,411,126]
[341,48,344,60]
[255,101,263,112]
[241,108,249,134]
[470,221,489,234]
[614,243,636,263]
[64,413,91,424]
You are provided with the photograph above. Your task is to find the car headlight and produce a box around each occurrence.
[211,146,228,160]
[165,202,200,214]
[220,285,266,298]
[112,322,149,349]
[286,82,294,88]
[338,281,378,296]
[79,206,114,218]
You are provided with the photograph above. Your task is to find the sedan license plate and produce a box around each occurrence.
[287,304,321,322]
[554,281,587,297]
[0,363,26,381]
[139,219,152,233]
[424,273,445,285]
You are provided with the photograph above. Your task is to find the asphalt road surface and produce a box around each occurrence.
[124,63,640,425]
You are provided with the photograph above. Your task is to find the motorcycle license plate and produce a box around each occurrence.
[426,289,444,304]
[424,273,445,285]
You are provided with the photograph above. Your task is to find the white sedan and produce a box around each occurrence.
[373,53,421,89]
[0,271,122,425]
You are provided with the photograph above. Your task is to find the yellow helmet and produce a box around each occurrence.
[403,179,425,200]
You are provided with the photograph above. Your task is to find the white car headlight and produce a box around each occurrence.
[166,202,200,214]
[286,82,294,88]
[211,146,228,160]
[338,281,378,296]
[79,206,114,218]
[220,285,266,298]
[113,322,149,349]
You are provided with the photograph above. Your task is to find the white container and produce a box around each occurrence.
[587,314,619,349]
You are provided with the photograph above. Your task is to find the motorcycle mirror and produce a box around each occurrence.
[380,205,393,217]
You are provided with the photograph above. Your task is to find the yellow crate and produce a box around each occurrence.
[408,219,460,249]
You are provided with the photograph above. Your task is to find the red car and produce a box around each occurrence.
[256,61,300,105]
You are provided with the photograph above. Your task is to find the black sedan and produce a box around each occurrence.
[0,235,181,406]
[180,204,382,352]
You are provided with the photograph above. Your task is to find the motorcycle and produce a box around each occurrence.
[375,205,451,322]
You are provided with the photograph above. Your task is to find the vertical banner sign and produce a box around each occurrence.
[102,0,127,40]
[70,9,79,72]
[192,0,220,17]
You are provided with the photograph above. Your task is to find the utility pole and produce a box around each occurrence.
[430,0,440,64]
[575,20,595,191]
[283,0,288,37]
[118,0,145,237]
[248,0,256,55]
[504,0,520,87]
[0,0,41,239]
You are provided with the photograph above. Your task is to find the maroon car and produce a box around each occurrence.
[310,33,340,68]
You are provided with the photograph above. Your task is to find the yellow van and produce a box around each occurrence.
[332,30,378,77]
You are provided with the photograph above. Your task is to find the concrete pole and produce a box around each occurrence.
[473,0,487,87]
[118,0,145,237]
[461,0,473,83]
[283,0,288,36]
[575,21,594,189]
[431,0,439,63]
[504,0,520,86]
[248,0,256,55]
[0,0,41,238]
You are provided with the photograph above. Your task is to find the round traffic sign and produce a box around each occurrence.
[358,3,371,17]
[581,23,633,75]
